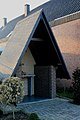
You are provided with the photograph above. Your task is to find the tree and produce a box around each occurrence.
[72,67,80,104]
[0,77,24,119]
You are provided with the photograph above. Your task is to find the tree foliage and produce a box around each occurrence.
[72,67,80,104]
[0,77,24,119]
[0,77,24,106]
[29,113,40,120]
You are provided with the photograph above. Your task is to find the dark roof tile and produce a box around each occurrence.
[30,0,80,22]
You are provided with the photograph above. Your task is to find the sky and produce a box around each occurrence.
[0,0,49,27]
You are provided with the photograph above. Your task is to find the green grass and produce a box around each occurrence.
[57,88,74,99]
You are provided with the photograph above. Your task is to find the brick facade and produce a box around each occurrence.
[53,19,80,78]
[34,66,56,98]
[52,18,80,88]
[49,66,56,98]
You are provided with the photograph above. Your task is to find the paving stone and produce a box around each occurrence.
[18,98,80,120]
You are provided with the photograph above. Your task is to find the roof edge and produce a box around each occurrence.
[50,11,80,27]
[11,10,43,76]
[41,11,70,79]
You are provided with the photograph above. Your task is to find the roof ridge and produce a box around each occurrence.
[17,9,43,25]
[50,10,80,26]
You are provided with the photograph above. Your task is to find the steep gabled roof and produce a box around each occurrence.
[30,0,80,22]
[0,10,70,79]
[0,0,80,39]
[0,15,24,39]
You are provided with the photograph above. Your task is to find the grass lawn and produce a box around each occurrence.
[57,88,74,99]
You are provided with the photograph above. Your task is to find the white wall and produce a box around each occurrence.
[21,47,35,74]
[16,47,35,96]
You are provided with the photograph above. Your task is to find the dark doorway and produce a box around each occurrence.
[28,78,32,96]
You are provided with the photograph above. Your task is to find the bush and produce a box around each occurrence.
[0,109,3,117]
[29,113,40,120]
[72,67,80,104]
[0,77,24,119]
[0,77,24,105]
[0,81,2,84]
[56,87,74,99]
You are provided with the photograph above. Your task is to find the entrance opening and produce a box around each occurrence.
[22,96,47,103]
[22,19,57,102]
[28,77,32,96]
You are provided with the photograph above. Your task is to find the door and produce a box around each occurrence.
[28,77,32,96]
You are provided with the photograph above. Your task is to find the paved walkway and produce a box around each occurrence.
[18,98,80,120]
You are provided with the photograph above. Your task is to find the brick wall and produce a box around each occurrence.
[49,66,56,98]
[52,19,80,88]
[34,66,56,98]
[52,19,80,78]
